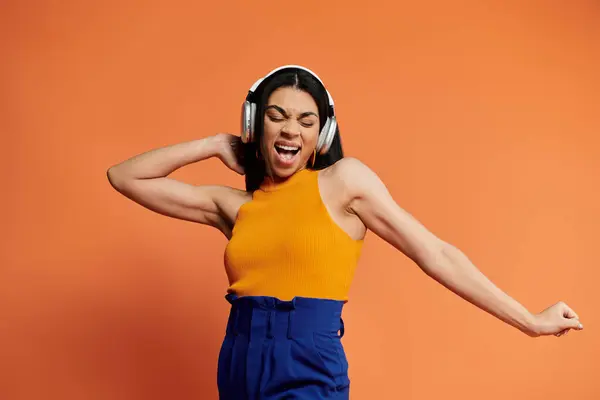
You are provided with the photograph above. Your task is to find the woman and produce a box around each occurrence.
[107,65,583,399]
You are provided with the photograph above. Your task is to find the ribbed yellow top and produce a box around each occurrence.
[224,168,364,301]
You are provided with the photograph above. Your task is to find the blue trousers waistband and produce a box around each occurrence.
[224,294,345,340]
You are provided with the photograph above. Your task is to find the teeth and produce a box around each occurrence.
[275,144,299,151]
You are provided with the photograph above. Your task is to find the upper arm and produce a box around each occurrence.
[335,158,446,266]
[107,168,247,234]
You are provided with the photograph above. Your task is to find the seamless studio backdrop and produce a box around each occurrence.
[2,1,599,399]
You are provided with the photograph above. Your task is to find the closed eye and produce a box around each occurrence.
[268,115,285,122]
[300,121,315,128]
[265,105,318,128]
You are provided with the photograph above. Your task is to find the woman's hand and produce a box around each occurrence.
[214,133,245,175]
[528,301,583,337]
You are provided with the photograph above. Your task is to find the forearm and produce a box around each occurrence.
[108,136,219,181]
[421,244,536,336]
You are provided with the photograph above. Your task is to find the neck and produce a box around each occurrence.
[260,167,310,192]
[263,167,307,185]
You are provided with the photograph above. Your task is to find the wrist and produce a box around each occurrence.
[206,134,227,158]
[522,312,540,337]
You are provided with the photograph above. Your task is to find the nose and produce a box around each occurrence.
[280,119,302,137]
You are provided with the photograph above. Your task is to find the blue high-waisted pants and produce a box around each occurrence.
[217,294,350,399]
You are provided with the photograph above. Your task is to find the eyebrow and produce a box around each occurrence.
[265,105,318,119]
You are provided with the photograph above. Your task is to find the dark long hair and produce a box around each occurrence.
[242,68,344,192]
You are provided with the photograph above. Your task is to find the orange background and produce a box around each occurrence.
[2,1,599,399]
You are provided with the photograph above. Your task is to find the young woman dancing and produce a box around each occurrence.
[107,65,584,399]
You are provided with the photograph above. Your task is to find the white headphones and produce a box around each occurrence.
[241,65,338,155]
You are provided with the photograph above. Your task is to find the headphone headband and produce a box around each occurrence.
[247,64,335,109]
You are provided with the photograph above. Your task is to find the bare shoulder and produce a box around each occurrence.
[321,157,369,181]
[320,157,384,199]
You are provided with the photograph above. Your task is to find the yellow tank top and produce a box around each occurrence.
[224,168,364,301]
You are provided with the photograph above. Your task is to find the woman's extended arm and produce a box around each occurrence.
[334,157,583,337]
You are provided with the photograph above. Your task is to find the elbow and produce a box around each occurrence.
[106,167,119,190]
[417,241,458,276]
[107,166,129,191]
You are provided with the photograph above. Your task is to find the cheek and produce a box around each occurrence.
[261,119,278,144]
[304,126,320,147]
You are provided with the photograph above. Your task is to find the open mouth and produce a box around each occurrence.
[274,143,301,164]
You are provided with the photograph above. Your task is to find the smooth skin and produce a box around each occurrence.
[108,86,583,338]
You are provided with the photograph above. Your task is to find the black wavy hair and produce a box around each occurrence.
[242,68,344,192]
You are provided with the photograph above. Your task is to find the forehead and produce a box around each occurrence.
[266,87,319,114]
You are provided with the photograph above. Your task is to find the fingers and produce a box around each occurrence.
[555,328,569,337]
[559,302,583,330]
[554,321,583,338]
[561,303,579,320]
[569,318,584,330]
[232,163,245,175]
[560,315,583,331]
[545,302,584,338]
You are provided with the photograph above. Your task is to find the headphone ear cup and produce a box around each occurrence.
[249,102,257,140]
[316,118,331,153]
[317,116,337,155]
[241,101,252,143]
